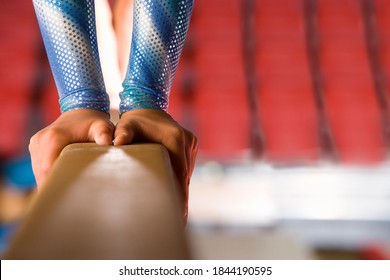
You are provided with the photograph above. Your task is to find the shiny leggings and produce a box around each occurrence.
[32,0,193,114]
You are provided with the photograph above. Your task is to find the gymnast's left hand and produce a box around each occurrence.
[113,109,198,219]
[29,109,115,188]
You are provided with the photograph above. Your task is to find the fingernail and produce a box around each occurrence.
[113,133,126,145]
[113,136,121,145]
[95,133,109,145]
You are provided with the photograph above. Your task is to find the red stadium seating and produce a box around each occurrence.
[183,0,250,160]
[0,1,60,159]
[374,0,390,121]
[255,0,321,163]
[2,0,389,166]
[0,1,40,158]
[317,0,387,163]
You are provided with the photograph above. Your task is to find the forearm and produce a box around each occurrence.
[33,0,109,113]
[119,0,194,114]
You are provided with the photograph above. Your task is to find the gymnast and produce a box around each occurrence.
[29,0,197,219]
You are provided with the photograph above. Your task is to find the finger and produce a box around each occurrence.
[160,127,189,211]
[29,130,69,189]
[117,116,189,189]
[188,133,199,179]
[116,110,195,221]
[89,119,115,145]
[182,132,198,220]
[184,131,195,181]
[174,137,189,194]
[184,140,191,186]
[162,127,189,188]
[113,120,136,145]
[167,138,188,220]
[181,130,197,181]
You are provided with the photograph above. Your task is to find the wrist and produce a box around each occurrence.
[119,87,168,115]
[60,108,111,120]
[60,89,110,114]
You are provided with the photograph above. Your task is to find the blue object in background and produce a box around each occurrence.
[0,156,34,255]
[0,223,19,255]
[2,156,36,191]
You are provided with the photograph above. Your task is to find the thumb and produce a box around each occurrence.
[113,121,136,145]
[89,120,115,145]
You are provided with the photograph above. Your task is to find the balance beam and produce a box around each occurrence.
[4,143,190,259]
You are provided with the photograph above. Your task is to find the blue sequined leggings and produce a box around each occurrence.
[33,0,193,115]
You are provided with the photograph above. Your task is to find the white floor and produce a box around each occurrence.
[187,161,390,257]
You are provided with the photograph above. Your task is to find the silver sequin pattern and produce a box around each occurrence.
[120,0,194,114]
[33,0,109,113]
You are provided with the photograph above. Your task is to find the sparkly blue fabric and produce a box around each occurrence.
[119,0,194,114]
[33,0,109,113]
[33,0,193,115]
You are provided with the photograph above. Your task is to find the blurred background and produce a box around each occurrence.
[1,0,390,259]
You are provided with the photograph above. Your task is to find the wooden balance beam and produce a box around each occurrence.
[4,143,190,259]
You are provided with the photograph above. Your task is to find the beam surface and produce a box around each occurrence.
[5,143,190,259]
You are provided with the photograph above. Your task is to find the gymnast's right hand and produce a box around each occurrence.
[29,109,115,189]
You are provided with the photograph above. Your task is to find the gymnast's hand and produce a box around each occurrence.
[29,109,115,188]
[114,109,198,218]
